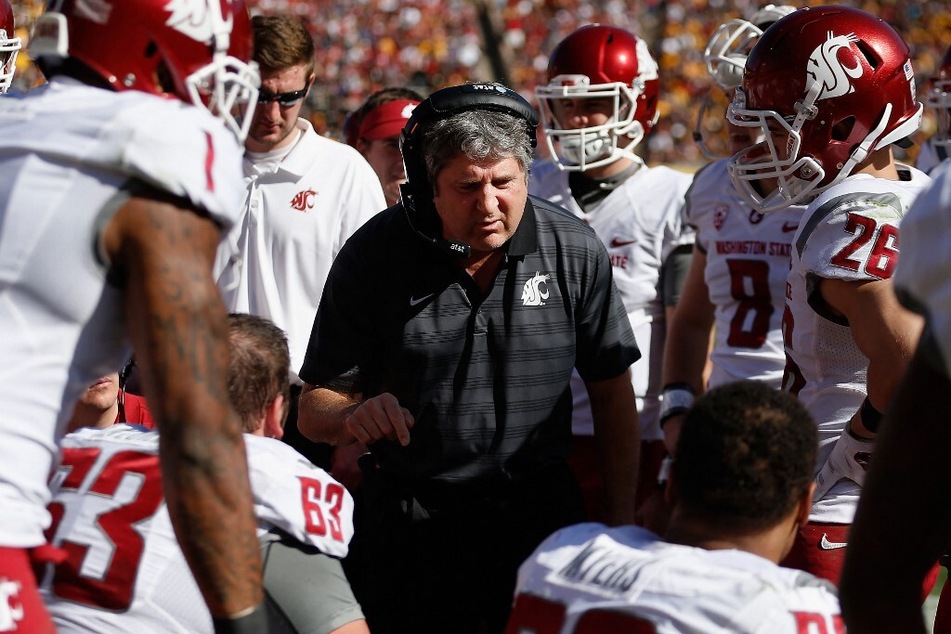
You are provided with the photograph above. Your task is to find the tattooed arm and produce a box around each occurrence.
[101,186,264,621]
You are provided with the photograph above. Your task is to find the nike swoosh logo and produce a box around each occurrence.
[818,533,848,550]
[781,222,799,233]
[409,293,434,307]
[610,238,637,248]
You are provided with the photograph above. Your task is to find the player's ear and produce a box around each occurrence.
[264,393,286,440]
[796,483,815,526]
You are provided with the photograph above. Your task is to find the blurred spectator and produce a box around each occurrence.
[67,362,155,432]
[13,0,949,168]
[345,86,424,207]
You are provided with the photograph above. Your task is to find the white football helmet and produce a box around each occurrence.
[703,4,796,92]
[694,4,795,159]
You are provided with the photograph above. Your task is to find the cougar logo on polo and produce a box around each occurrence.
[165,0,233,42]
[0,578,23,631]
[290,189,317,212]
[521,272,550,306]
[808,32,862,101]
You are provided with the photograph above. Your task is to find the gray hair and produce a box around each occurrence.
[420,109,533,191]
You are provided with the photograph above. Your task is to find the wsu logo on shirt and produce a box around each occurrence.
[290,189,318,212]
[808,31,862,101]
[521,272,551,306]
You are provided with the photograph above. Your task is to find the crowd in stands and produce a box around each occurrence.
[11,0,949,167]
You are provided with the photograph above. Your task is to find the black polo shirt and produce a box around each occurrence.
[300,195,639,489]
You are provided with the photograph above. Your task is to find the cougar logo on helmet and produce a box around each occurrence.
[809,32,862,101]
[166,0,232,43]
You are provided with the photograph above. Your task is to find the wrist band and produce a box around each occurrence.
[213,603,268,634]
[660,383,695,427]
[859,396,883,434]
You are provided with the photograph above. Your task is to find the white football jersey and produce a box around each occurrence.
[0,78,245,549]
[894,160,951,376]
[784,166,930,523]
[687,159,804,389]
[214,119,386,384]
[530,160,693,440]
[511,523,842,634]
[41,425,355,633]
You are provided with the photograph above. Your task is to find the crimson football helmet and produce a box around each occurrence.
[535,24,659,171]
[926,45,951,156]
[0,0,20,93]
[28,0,260,141]
[727,6,922,211]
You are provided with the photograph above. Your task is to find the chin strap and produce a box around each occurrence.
[827,102,892,192]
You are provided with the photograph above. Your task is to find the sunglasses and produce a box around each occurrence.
[257,86,309,107]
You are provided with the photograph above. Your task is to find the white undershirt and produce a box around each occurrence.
[244,127,302,177]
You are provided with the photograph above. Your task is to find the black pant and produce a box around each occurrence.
[351,461,586,634]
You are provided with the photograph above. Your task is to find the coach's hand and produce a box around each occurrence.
[813,421,875,502]
[345,392,415,446]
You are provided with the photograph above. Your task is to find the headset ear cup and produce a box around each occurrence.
[398,82,537,239]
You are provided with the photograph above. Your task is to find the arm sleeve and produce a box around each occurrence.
[261,533,365,634]
[660,244,694,307]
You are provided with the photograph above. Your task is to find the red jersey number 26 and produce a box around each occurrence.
[829,213,899,280]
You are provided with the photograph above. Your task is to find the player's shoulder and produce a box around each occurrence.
[529,522,660,561]
[24,79,247,227]
[809,168,930,218]
[529,194,601,244]
[684,159,739,222]
[530,157,565,180]
[244,435,355,556]
[244,435,342,489]
[635,162,694,191]
[801,172,924,244]
[244,434,315,469]
[62,423,159,451]
[529,158,569,197]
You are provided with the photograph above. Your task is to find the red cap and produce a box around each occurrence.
[358,99,420,140]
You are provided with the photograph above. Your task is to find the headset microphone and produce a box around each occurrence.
[399,183,472,258]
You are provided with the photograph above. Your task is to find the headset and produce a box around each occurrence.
[399,82,538,258]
